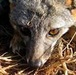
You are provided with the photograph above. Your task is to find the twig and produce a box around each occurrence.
[34,68,39,75]
[63,32,76,52]
[0,56,12,61]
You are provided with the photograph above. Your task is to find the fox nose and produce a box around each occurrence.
[29,60,43,68]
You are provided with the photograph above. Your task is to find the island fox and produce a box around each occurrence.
[9,0,76,67]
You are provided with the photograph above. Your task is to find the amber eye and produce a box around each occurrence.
[48,28,59,36]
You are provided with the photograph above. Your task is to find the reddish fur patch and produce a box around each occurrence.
[71,9,76,20]
[10,3,16,10]
[65,0,72,6]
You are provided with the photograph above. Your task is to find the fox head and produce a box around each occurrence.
[10,0,76,67]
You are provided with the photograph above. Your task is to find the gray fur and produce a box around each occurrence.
[10,0,76,67]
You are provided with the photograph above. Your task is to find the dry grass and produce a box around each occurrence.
[0,27,76,75]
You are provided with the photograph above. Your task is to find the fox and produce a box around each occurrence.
[9,0,76,67]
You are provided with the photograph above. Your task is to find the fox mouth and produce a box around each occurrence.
[27,45,53,68]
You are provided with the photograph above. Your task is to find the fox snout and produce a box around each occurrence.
[24,23,70,68]
[25,27,57,67]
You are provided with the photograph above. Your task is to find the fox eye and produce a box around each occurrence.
[19,25,31,37]
[48,28,59,36]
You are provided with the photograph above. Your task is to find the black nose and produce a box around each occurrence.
[29,60,43,68]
